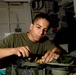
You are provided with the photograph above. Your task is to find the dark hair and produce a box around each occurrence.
[32,12,51,30]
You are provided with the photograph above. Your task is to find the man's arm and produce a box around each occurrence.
[0,46,30,59]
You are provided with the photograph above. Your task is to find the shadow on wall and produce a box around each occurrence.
[53,27,68,53]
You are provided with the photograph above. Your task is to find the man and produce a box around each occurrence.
[0,13,61,63]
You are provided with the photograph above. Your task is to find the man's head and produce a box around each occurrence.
[32,13,51,26]
[28,13,51,42]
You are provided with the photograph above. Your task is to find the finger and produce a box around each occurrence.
[42,51,50,62]
[41,56,44,62]
[43,51,51,59]
[52,48,57,53]
[19,47,26,57]
[45,52,54,62]
[52,48,61,54]
[54,54,60,59]
[17,47,29,57]
[28,57,32,60]
[16,51,21,57]
[49,55,55,62]
[24,46,30,57]
[25,46,30,52]
[42,51,53,62]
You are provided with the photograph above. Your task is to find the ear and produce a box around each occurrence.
[30,23,33,30]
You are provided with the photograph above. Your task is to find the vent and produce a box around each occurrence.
[58,0,73,6]
[3,0,31,3]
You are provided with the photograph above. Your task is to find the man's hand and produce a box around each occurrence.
[41,48,61,63]
[12,46,30,57]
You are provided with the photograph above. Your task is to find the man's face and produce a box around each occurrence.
[29,18,50,42]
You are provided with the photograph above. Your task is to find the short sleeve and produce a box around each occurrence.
[0,34,14,48]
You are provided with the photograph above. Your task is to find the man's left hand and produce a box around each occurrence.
[42,48,61,63]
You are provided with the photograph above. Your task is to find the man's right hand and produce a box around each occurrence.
[13,46,30,57]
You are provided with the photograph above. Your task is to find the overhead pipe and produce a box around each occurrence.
[32,0,39,11]
[32,0,44,12]
[37,0,44,11]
